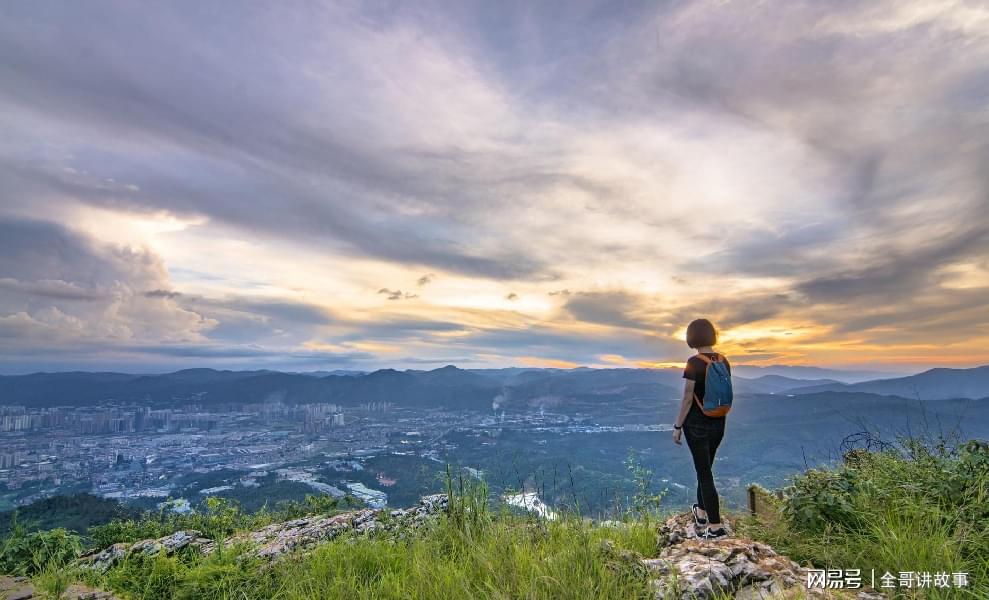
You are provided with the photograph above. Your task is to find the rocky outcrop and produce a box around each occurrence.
[77,529,214,573]
[643,512,885,600]
[77,493,448,573]
[0,576,120,600]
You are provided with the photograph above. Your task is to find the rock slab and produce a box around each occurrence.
[645,512,886,600]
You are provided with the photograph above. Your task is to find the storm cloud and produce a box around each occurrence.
[0,0,987,372]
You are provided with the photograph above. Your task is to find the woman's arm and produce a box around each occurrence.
[676,379,694,427]
[672,379,694,445]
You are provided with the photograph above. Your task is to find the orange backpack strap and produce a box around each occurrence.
[694,353,715,364]
[692,392,705,411]
[692,354,709,411]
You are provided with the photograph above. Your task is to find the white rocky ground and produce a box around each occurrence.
[643,512,887,599]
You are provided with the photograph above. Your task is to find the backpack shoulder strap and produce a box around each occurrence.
[694,353,713,365]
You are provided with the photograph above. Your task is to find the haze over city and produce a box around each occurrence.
[1,0,988,374]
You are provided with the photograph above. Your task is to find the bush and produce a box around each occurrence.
[781,467,866,532]
[739,435,989,600]
[623,451,668,523]
[0,522,82,576]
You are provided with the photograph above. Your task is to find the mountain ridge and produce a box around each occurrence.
[787,364,989,400]
[2,364,988,408]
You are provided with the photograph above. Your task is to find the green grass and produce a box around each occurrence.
[76,509,659,600]
[270,514,657,600]
[736,437,989,599]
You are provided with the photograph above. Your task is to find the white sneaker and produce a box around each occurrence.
[698,526,728,540]
[691,503,708,527]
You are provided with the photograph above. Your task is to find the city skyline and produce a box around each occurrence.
[1,1,988,373]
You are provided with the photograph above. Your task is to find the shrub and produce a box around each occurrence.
[740,435,989,600]
[623,451,668,523]
[0,522,82,576]
[781,467,864,532]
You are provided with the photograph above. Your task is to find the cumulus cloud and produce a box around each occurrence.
[0,219,356,370]
[0,218,213,351]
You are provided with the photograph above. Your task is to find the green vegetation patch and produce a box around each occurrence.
[738,436,989,599]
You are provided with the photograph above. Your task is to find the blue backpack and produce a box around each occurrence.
[693,353,733,417]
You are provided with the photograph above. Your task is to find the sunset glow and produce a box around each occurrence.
[1,1,987,373]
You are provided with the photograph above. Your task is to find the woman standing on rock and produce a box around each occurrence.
[671,318,733,540]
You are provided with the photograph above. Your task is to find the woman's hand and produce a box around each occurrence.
[672,427,682,445]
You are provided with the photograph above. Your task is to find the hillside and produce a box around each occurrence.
[0,494,139,537]
[1,436,985,599]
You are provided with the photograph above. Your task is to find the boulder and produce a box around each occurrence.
[76,542,128,573]
[645,512,885,599]
[130,529,212,557]
[77,531,212,574]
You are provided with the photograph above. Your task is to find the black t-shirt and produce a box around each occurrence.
[682,352,731,425]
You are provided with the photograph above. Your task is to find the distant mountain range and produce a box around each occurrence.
[732,374,843,395]
[299,364,900,385]
[784,365,989,401]
[1,363,987,409]
[727,364,897,382]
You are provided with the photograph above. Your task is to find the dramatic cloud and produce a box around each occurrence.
[0,0,987,372]
[0,218,209,339]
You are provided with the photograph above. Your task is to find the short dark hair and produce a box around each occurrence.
[686,318,718,348]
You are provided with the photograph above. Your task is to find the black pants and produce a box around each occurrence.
[683,420,725,524]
